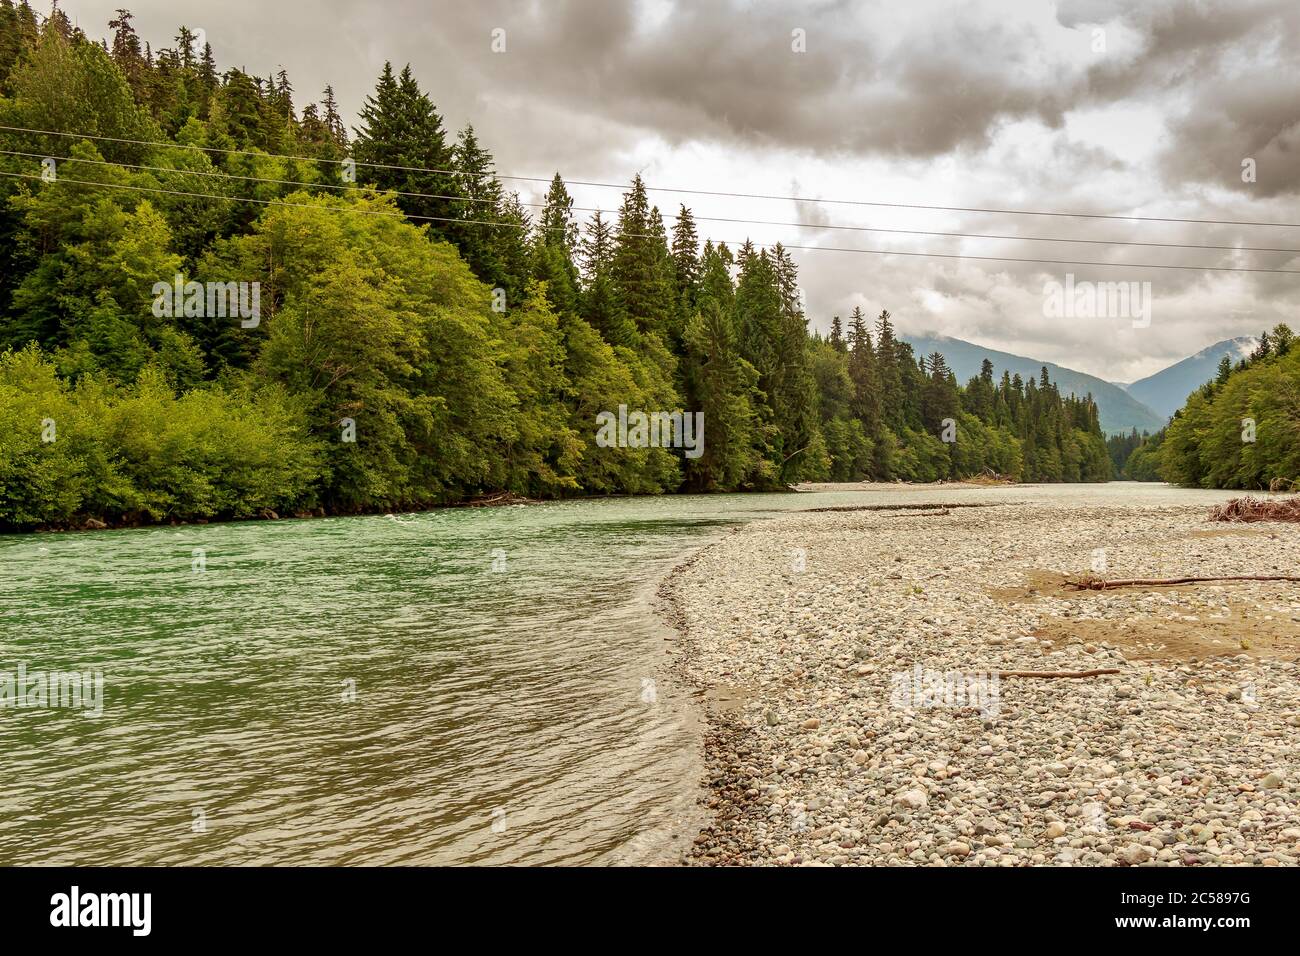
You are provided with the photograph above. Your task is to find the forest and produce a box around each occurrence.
[1110,326,1299,489]
[0,5,1111,530]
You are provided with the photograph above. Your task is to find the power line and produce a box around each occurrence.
[4,170,1298,275]
[0,147,494,203]
[4,123,1299,230]
[7,150,1300,257]
[0,168,521,228]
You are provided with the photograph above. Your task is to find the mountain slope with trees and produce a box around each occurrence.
[1103,326,1298,487]
[1118,335,1258,421]
[1153,326,1299,489]
[901,332,1164,434]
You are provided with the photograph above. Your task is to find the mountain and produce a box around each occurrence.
[1116,336,1258,422]
[900,332,1165,435]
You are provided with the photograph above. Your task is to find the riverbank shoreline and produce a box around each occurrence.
[5,490,550,535]
[0,479,1016,535]
[659,483,1300,866]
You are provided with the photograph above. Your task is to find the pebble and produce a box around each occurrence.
[668,486,1300,867]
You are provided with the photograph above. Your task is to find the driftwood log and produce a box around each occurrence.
[996,668,1120,679]
[1067,574,1300,590]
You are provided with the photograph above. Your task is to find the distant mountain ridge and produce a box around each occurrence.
[1116,336,1259,421]
[899,332,1166,435]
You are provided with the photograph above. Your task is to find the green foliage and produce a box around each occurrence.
[350,63,459,243]
[559,312,680,495]
[0,8,1115,531]
[0,346,319,528]
[5,16,156,164]
[1106,428,1151,478]
[1158,326,1300,489]
[683,298,764,490]
[1124,430,1166,481]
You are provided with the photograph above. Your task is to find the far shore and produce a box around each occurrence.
[8,476,1235,536]
[3,489,547,535]
[660,482,1300,867]
[0,478,945,535]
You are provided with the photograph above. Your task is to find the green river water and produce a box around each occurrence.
[0,488,891,865]
[0,483,1241,865]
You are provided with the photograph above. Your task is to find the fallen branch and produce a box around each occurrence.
[1066,574,1300,590]
[997,668,1120,679]
[804,502,990,513]
[456,491,541,508]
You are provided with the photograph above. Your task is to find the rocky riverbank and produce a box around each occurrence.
[662,484,1300,866]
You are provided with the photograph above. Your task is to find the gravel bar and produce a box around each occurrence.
[662,484,1300,866]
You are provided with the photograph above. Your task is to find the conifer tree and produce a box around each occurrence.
[449,123,504,287]
[538,172,578,256]
[489,192,533,307]
[874,309,903,431]
[829,315,845,352]
[0,11,1122,525]
[533,173,579,315]
[670,205,700,313]
[920,351,958,435]
[106,8,146,99]
[351,62,460,242]
[846,307,879,434]
[579,210,634,347]
[768,245,821,481]
[682,302,752,488]
[197,42,217,111]
[321,85,346,146]
[612,175,675,336]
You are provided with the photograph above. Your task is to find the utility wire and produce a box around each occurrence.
[4,123,1299,230]
[3,170,1298,275]
[6,149,1299,256]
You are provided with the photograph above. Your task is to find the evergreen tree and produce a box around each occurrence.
[846,306,879,434]
[829,315,845,352]
[683,297,761,490]
[351,62,460,242]
[321,85,346,146]
[449,123,504,288]
[489,191,533,307]
[106,8,146,99]
[532,173,579,315]
[0,10,1120,530]
[670,204,700,315]
[768,245,821,481]
[920,351,958,436]
[874,310,903,431]
[612,175,675,337]
[196,42,217,113]
[579,210,634,347]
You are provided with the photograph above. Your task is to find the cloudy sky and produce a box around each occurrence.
[60,0,1300,381]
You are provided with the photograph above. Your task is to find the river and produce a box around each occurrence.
[0,482,1243,865]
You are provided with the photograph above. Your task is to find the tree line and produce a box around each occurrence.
[0,6,1110,530]
[1113,325,1298,488]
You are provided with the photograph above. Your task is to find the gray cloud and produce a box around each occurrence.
[436,0,1081,159]
[1078,0,1300,196]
